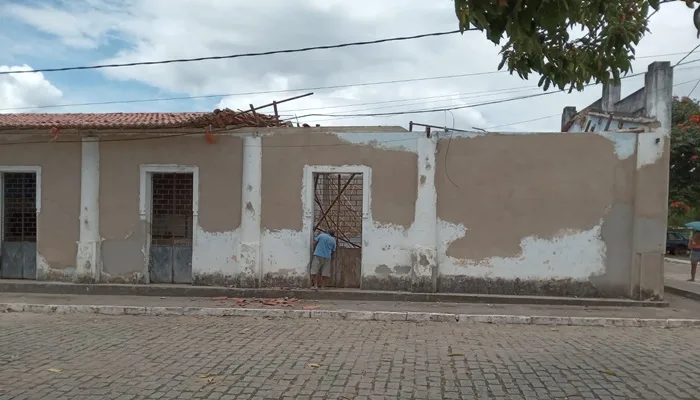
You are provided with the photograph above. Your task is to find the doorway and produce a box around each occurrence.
[0,172,37,279]
[148,172,193,283]
[312,172,363,288]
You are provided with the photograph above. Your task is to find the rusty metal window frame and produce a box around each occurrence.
[302,165,370,262]
[312,172,364,249]
[150,172,195,246]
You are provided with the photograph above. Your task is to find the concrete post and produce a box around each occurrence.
[240,134,262,287]
[411,135,438,292]
[76,137,100,282]
[630,61,673,300]
[561,106,577,131]
[601,82,622,112]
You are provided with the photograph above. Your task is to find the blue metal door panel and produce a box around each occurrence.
[149,245,173,283]
[1,242,23,279]
[172,246,193,284]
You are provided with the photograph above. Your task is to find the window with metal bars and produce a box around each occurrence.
[2,172,37,243]
[150,173,193,246]
[313,173,363,249]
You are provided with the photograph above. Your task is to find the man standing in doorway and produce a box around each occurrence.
[310,230,336,289]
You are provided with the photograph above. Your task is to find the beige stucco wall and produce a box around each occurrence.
[435,132,637,296]
[261,132,418,230]
[259,131,419,288]
[0,138,81,277]
[99,134,243,282]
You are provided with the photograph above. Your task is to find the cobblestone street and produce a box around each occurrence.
[1,314,699,400]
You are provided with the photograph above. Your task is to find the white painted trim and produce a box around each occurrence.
[139,164,199,218]
[0,165,42,279]
[77,138,101,281]
[79,139,100,242]
[138,164,199,283]
[241,136,263,283]
[303,165,371,218]
[302,165,371,278]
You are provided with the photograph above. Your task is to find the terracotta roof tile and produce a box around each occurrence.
[0,109,285,130]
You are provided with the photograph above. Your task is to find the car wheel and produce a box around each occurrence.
[676,247,689,257]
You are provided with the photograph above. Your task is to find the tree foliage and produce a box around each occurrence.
[454,0,700,92]
[668,96,700,225]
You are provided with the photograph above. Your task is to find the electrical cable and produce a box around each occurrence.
[292,68,700,120]
[2,49,694,112]
[0,30,471,76]
[0,70,508,112]
[676,43,700,66]
[1,72,697,149]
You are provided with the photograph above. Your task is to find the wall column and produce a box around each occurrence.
[240,134,262,287]
[76,137,100,282]
[411,135,438,292]
[630,61,673,300]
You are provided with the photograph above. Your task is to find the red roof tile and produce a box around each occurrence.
[0,109,285,130]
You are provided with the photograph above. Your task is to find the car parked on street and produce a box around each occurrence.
[667,229,690,256]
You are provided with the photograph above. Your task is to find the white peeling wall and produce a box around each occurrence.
[437,219,607,280]
[192,227,241,278]
[259,131,426,287]
[258,129,636,295]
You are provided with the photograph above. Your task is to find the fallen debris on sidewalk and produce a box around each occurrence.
[206,296,306,309]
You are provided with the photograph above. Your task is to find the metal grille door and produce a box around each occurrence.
[0,172,37,279]
[313,173,363,288]
[149,173,193,284]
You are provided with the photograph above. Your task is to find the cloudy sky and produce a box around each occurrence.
[0,0,699,131]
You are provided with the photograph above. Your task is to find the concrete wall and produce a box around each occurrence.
[435,131,637,297]
[0,63,670,300]
[0,137,81,280]
[561,62,673,299]
[99,134,243,283]
[260,131,419,289]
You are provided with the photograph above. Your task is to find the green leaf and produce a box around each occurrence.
[498,57,507,70]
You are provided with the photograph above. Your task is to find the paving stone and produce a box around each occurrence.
[372,311,407,321]
[0,313,698,399]
[310,310,346,319]
[345,310,373,320]
[406,312,431,322]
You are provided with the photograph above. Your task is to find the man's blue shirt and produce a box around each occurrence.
[313,233,336,259]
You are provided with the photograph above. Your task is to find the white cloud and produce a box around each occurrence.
[2,0,700,130]
[0,65,63,112]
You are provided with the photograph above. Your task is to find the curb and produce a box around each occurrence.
[665,257,691,264]
[0,282,670,308]
[2,302,699,328]
[664,284,700,302]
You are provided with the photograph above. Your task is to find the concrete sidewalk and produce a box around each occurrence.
[0,279,669,307]
[1,292,699,328]
[665,259,700,301]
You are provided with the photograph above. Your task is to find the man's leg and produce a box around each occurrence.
[320,258,331,288]
[691,260,697,282]
[310,256,321,288]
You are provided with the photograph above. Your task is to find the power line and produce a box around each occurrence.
[676,43,700,66]
[0,70,508,112]
[469,76,700,132]
[282,86,541,116]
[2,49,692,113]
[689,79,700,97]
[297,74,700,125]
[1,75,695,148]
[0,30,470,76]
[279,86,537,113]
[293,68,700,120]
[484,114,560,130]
